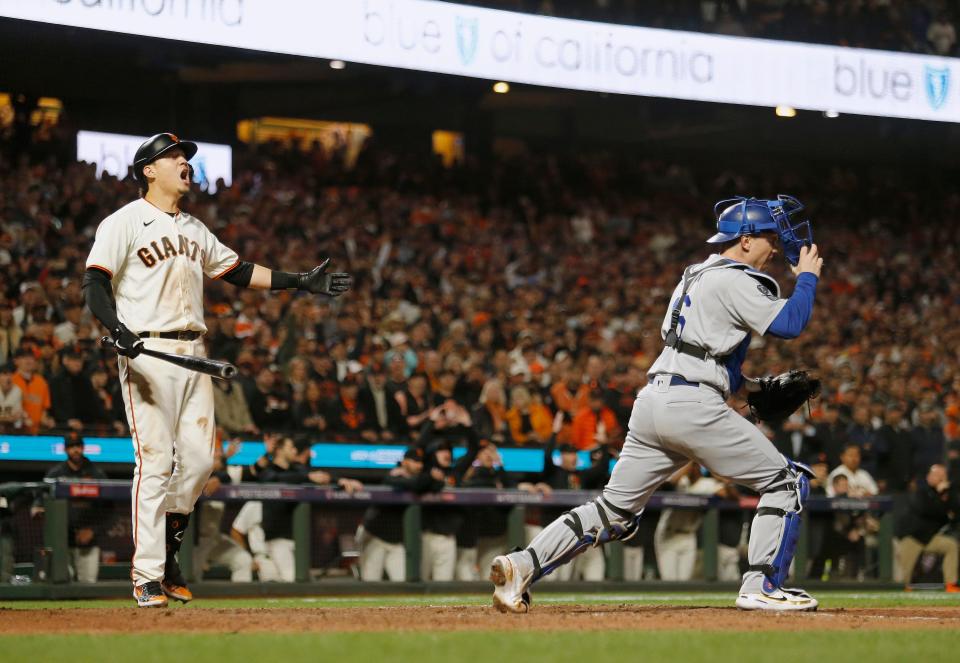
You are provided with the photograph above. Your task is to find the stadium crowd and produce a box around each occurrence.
[1,125,959,583]
[469,0,960,55]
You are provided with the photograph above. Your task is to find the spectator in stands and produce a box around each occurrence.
[472,378,510,445]
[927,11,957,55]
[36,433,107,583]
[247,366,292,432]
[12,348,52,433]
[0,302,22,365]
[359,362,403,441]
[570,389,619,450]
[505,385,552,446]
[52,302,84,347]
[88,363,125,434]
[359,448,444,581]
[431,368,462,409]
[291,380,327,435]
[811,400,846,469]
[395,372,432,436]
[877,404,914,494]
[49,349,98,432]
[0,363,25,432]
[775,410,817,465]
[455,361,486,407]
[327,375,367,440]
[549,366,590,421]
[827,445,879,498]
[212,375,259,437]
[912,402,947,481]
[896,464,960,591]
[846,404,880,476]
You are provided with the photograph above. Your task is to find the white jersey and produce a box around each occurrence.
[86,198,239,334]
[648,254,786,395]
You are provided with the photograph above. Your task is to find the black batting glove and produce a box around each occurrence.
[112,323,144,358]
[298,258,353,297]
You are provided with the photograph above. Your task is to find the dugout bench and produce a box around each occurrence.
[9,479,896,586]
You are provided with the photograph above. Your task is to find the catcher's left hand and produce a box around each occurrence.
[747,370,821,424]
[299,258,352,297]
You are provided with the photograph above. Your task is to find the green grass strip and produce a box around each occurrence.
[2,590,959,610]
[1,631,955,663]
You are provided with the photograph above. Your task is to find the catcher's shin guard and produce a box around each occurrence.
[527,497,641,581]
[746,460,811,590]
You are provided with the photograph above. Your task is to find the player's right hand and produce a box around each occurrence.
[792,243,822,278]
[112,323,144,358]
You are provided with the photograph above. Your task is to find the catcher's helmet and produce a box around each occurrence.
[132,133,197,185]
[707,195,813,266]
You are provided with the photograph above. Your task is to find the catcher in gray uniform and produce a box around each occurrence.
[491,195,823,612]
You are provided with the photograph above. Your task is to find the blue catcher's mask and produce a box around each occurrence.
[707,195,813,266]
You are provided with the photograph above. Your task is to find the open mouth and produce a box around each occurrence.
[179,166,191,183]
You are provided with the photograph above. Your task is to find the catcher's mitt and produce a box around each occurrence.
[747,370,821,424]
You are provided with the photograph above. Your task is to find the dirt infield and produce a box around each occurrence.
[2,605,960,634]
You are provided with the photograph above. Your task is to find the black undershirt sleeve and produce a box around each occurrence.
[220,260,255,287]
[82,267,120,331]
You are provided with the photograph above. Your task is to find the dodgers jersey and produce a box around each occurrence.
[647,254,787,396]
[86,198,239,334]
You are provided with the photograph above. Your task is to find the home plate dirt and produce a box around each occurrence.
[2,605,960,634]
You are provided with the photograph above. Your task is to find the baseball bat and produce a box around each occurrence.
[100,336,238,380]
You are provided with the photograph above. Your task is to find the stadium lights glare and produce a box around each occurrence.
[775,105,797,118]
[330,60,346,70]
[824,109,840,118]
[493,81,510,94]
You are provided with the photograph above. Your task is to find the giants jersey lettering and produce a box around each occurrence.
[86,198,239,333]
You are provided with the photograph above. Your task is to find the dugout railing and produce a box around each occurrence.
[1,479,896,588]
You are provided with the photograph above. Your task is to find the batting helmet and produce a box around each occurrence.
[132,133,198,185]
[707,195,813,266]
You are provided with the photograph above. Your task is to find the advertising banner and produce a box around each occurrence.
[77,130,232,192]
[0,435,594,472]
[1,0,958,122]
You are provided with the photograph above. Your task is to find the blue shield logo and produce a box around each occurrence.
[925,65,950,110]
[456,16,478,66]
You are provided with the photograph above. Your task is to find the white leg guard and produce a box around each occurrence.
[522,497,640,583]
[492,497,641,613]
[737,463,817,612]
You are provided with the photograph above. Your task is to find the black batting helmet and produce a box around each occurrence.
[132,132,198,185]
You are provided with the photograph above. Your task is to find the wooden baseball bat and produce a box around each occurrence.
[100,336,237,380]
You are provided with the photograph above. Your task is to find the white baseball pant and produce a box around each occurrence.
[119,337,216,585]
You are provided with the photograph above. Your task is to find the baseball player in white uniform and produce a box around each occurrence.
[491,195,823,612]
[83,133,352,607]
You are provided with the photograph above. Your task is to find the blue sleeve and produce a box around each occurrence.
[724,335,752,394]
[767,273,818,339]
